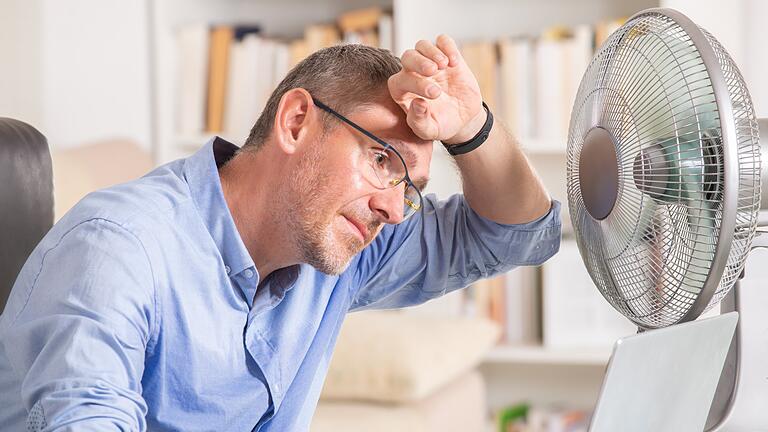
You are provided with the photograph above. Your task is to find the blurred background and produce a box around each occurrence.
[2,0,767,430]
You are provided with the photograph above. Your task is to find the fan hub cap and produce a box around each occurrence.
[579,127,619,220]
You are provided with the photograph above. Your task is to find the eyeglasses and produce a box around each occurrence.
[313,98,424,222]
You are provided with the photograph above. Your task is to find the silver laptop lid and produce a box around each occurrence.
[590,312,738,432]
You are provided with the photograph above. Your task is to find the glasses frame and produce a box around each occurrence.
[312,98,424,221]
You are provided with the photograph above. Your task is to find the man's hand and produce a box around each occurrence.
[388,34,486,144]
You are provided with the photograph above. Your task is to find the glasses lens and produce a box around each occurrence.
[403,183,422,219]
[367,147,406,189]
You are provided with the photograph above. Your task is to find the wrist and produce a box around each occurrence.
[441,102,494,157]
[443,105,488,145]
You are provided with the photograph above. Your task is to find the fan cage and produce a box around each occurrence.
[566,10,761,329]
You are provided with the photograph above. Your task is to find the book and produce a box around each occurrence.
[534,29,569,146]
[499,37,535,139]
[223,34,249,139]
[289,39,309,67]
[337,6,393,51]
[504,266,540,345]
[468,274,505,342]
[176,24,210,136]
[377,13,393,51]
[206,26,234,133]
[272,40,290,88]
[489,274,506,336]
[304,24,340,53]
[563,25,593,136]
[541,239,636,348]
[337,6,383,34]
[461,40,498,110]
[224,33,264,141]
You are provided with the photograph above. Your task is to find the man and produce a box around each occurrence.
[0,36,560,430]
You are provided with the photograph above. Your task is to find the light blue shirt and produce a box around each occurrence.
[0,138,561,431]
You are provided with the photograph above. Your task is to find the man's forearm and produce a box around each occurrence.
[451,116,552,225]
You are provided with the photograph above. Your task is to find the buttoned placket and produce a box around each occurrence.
[238,267,297,429]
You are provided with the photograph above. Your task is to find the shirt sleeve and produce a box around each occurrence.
[350,194,561,311]
[1,218,156,431]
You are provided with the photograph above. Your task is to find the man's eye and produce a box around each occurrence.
[372,150,390,167]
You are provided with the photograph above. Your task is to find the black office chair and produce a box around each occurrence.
[0,118,54,311]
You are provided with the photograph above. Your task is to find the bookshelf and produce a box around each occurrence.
[146,0,660,418]
[484,345,612,366]
[148,0,392,164]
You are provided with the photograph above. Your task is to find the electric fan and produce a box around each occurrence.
[567,8,767,430]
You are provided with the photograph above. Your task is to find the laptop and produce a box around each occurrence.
[589,311,738,432]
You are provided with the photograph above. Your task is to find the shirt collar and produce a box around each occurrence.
[183,137,257,287]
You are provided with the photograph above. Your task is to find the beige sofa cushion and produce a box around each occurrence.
[321,311,499,403]
[51,140,153,219]
[312,370,486,432]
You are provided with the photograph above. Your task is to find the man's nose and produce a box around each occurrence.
[369,184,405,225]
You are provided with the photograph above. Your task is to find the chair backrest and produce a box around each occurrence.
[0,118,53,311]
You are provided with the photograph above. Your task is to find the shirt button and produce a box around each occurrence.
[225,265,231,274]
[244,269,254,279]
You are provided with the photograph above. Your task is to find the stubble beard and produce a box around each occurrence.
[280,148,364,275]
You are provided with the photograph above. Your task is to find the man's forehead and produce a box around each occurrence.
[354,103,432,153]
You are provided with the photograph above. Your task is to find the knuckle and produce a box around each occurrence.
[437,34,455,49]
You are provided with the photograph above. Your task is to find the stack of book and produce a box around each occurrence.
[458,236,636,350]
[466,268,540,346]
[174,7,393,143]
[460,18,625,153]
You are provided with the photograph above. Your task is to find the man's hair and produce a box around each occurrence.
[242,44,402,151]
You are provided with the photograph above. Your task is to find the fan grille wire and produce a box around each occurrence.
[566,11,761,329]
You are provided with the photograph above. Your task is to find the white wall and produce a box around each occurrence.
[0,0,152,150]
[743,0,768,119]
[0,0,44,127]
[40,0,152,150]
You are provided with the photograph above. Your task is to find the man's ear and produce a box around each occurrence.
[273,88,315,155]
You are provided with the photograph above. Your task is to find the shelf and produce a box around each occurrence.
[483,344,612,366]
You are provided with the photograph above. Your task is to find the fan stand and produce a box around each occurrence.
[705,279,741,430]
[705,225,768,430]
[632,282,742,430]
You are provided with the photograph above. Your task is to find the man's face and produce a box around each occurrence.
[283,97,432,275]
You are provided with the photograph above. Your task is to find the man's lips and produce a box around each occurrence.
[343,216,369,242]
